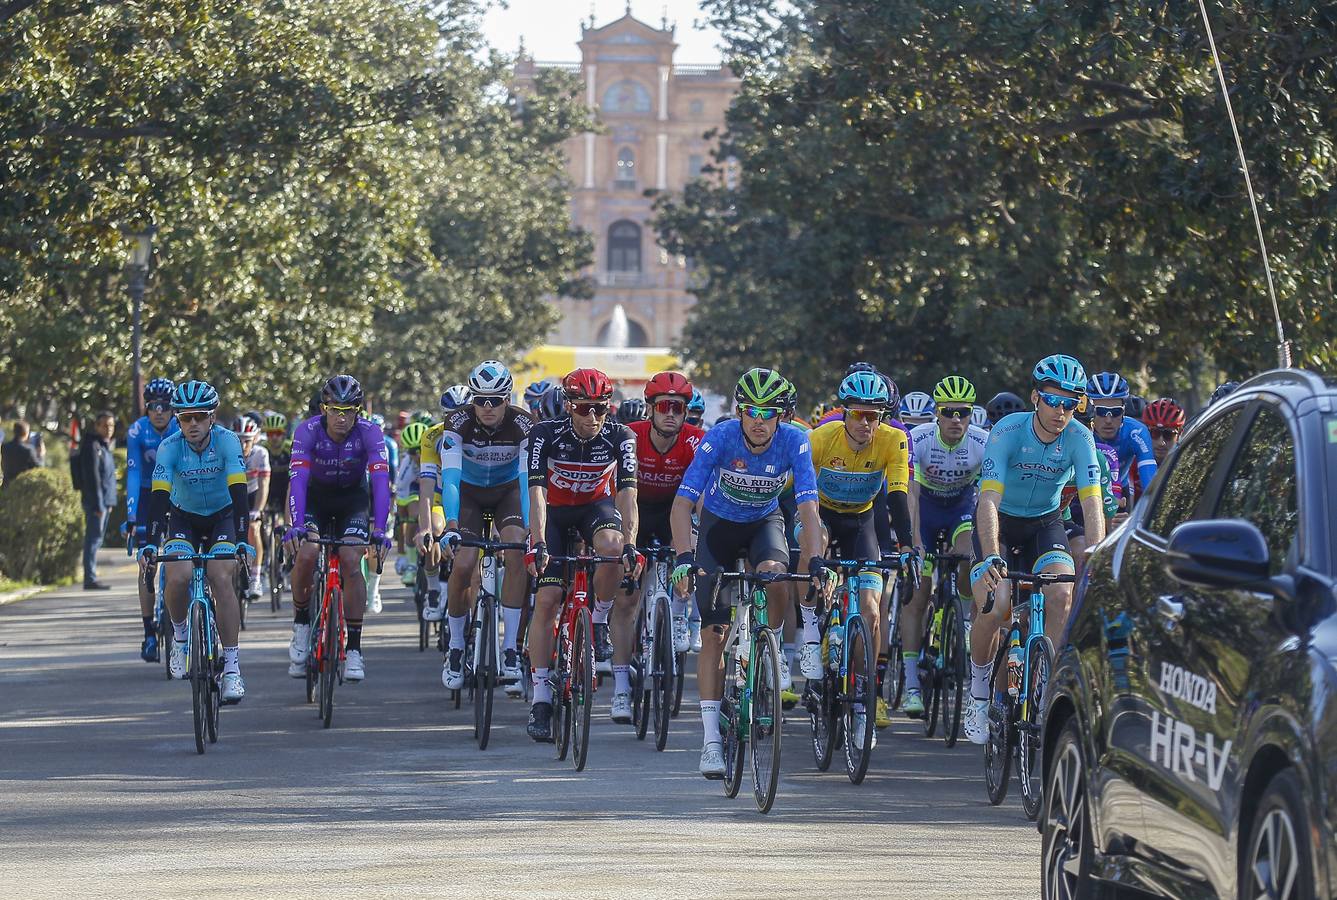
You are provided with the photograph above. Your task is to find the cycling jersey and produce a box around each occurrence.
[527,418,637,507]
[288,416,391,533]
[124,415,179,522]
[383,433,399,486]
[979,412,1101,518]
[629,419,705,503]
[1062,440,1122,520]
[244,444,270,494]
[910,422,988,502]
[807,419,909,514]
[1110,417,1158,495]
[422,405,534,521]
[395,454,419,504]
[677,420,818,522]
[150,426,247,516]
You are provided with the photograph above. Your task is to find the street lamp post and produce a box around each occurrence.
[121,225,157,418]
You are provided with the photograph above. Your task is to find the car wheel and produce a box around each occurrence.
[1041,718,1094,900]
[1241,769,1314,900]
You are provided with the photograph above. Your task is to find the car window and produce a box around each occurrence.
[1213,406,1299,574]
[1146,408,1242,538]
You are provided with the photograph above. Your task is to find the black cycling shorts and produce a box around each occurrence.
[538,498,623,588]
[973,510,1071,575]
[165,504,238,555]
[304,482,370,542]
[459,481,525,539]
[694,508,788,628]
[636,499,674,549]
[819,505,881,563]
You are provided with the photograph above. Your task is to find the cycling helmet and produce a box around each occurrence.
[321,374,364,407]
[735,367,789,406]
[235,417,262,440]
[932,375,976,405]
[782,383,799,414]
[1087,371,1129,400]
[837,371,890,407]
[411,409,436,426]
[1143,398,1186,429]
[263,411,288,433]
[171,380,219,412]
[985,391,1026,423]
[879,374,900,414]
[440,385,472,412]
[469,360,513,397]
[1210,381,1240,405]
[971,406,989,428]
[687,390,706,414]
[368,413,385,428]
[617,398,648,422]
[644,371,693,400]
[563,367,614,401]
[845,361,878,376]
[1124,395,1147,421]
[398,421,428,451]
[539,385,566,420]
[900,391,934,419]
[1032,355,1088,394]
[144,377,174,403]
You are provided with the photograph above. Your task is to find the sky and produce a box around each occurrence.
[480,0,725,64]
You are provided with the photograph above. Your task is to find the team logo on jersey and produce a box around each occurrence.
[731,458,747,472]
[829,456,845,468]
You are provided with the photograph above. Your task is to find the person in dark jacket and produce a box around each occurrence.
[1,420,40,488]
[80,411,117,589]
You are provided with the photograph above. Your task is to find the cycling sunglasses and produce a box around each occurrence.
[1150,427,1181,441]
[570,401,610,418]
[473,395,507,408]
[845,408,881,424]
[176,411,211,425]
[323,403,360,416]
[1037,391,1082,413]
[146,401,171,413]
[1092,405,1125,418]
[937,406,972,420]
[739,404,781,421]
[653,398,686,415]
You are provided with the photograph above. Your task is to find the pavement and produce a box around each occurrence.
[0,550,1039,899]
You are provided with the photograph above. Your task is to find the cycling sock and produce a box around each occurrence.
[532,667,552,704]
[294,606,310,625]
[172,620,188,643]
[365,571,381,601]
[406,545,418,566]
[971,661,991,700]
[592,597,613,625]
[501,606,522,651]
[799,605,820,644]
[782,642,797,673]
[903,651,921,691]
[142,616,154,637]
[423,565,438,578]
[221,646,240,675]
[700,700,722,745]
[346,621,363,652]
[447,614,467,650]
[853,675,867,712]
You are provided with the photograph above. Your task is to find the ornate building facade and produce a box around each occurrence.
[513,11,739,350]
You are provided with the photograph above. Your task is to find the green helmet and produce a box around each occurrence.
[262,411,287,434]
[399,421,428,451]
[932,375,976,405]
[734,367,790,407]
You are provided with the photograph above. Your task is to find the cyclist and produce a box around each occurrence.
[965,354,1104,745]
[124,377,179,662]
[627,371,704,664]
[903,375,988,719]
[537,384,566,423]
[984,391,1026,427]
[524,367,642,740]
[899,391,934,426]
[233,415,270,600]
[139,380,251,703]
[800,369,913,749]
[971,405,989,430]
[1142,398,1186,464]
[1087,372,1158,503]
[685,390,706,427]
[417,361,534,696]
[261,411,291,579]
[671,367,826,778]
[284,375,392,683]
[394,421,428,587]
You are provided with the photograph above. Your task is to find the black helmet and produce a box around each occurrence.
[845,361,878,377]
[617,398,648,423]
[985,391,1026,424]
[321,374,364,407]
[1124,395,1147,421]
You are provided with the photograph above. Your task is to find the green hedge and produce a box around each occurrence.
[0,468,83,583]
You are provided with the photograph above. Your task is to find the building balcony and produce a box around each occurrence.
[598,271,649,287]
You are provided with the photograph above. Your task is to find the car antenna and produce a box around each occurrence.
[1194,0,1292,368]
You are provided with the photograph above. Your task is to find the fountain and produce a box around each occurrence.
[605,304,630,348]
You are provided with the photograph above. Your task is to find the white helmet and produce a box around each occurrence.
[971,405,989,428]
[468,360,513,397]
[441,384,472,412]
[899,391,934,420]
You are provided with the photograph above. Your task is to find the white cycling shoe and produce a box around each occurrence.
[852,710,876,750]
[689,622,702,653]
[344,649,365,682]
[672,615,690,654]
[778,654,793,692]
[964,698,990,745]
[442,649,465,690]
[221,672,245,703]
[289,623,311,665]
[422,592,445,622]
[610,692,633,724]
[799,642,823,679]
[699,742,726,779]
[369,592,383,614]
[169,640,188,680]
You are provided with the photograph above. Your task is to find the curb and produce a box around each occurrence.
[0,585,48,606]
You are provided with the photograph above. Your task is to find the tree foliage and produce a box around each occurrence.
[0,0,592,418]
[656,0,1337,406]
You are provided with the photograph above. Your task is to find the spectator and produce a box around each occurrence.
[1,420,40,488]
[80,411,117,590]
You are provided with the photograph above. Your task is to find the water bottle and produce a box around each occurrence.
[1006,629,1024,698]
[828,622,844,667]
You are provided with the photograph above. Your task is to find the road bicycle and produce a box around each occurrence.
[262,506,288,612]
[630,543,677,751]
[917,532,970,747]
[983,569,1076,819]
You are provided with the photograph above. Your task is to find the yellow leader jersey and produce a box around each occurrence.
[806,420,910,514]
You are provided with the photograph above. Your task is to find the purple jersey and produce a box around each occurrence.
[288,416,391,532]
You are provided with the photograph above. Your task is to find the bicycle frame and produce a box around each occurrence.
[549,555,621,700]
[713,570,808,738]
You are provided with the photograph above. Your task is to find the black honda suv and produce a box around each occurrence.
[1039,368,1337,900]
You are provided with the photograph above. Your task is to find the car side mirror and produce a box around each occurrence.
[1166,519,1271,589]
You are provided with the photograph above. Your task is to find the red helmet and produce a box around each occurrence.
[1143,398,1186,429]
[644,371,693,400]
[562,367,613,401]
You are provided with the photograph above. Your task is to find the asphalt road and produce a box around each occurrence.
[0,552,1039,899]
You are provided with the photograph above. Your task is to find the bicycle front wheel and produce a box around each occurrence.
[571,607,594,772]
[941,595,966,748]
[720,635,745,799]
[652,596,674,752]
[190,599,208,755]
[633,602,649,740]
[1019,635,1055,820]
[268,528,282,612]
[474,596,497,750]
[751,625,783,813]
[843,615,877,785]
[554,628,572,761]
[984,639,1014,806]
[320,589,340,729]
[672,650,686,717]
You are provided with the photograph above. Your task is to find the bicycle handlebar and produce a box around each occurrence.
[812,556,901,573]
[298,534,387,575]
[448,537,528,553]
[1004,572,1077,586]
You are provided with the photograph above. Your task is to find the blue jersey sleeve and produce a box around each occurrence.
[125,420,145,520]
[978,421,1016,496]
[677,426,720,504]
[1125,419,1158,487]
[787,428,819,506]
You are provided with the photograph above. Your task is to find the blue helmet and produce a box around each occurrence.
[1032,355,1088,394]
[687,389,705,414]
[144,377,175,402]
[838,371,890,407]
[900,391,934,419]
[539,385,566,421]
[1087,371,1129,400]
[321,374,364,407]
[171,380,219,412]
[523,380,551,407]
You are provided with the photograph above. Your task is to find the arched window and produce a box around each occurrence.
[607,220,641,273]
[602,80,652,114]
[615,147,636,187]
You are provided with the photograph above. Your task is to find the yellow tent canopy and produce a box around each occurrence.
[519,345,681,385]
